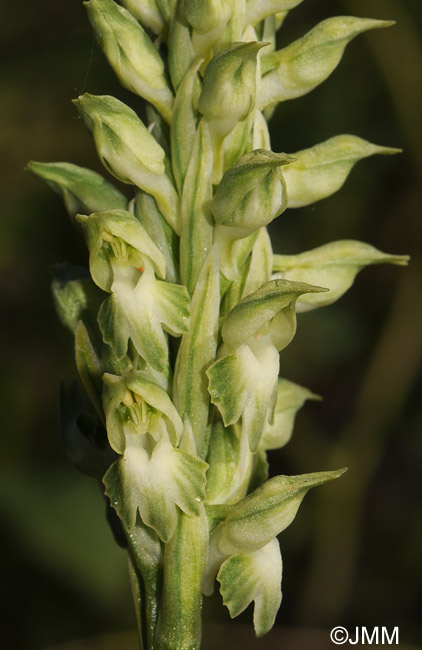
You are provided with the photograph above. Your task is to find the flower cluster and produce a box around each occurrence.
[28,1,407,648]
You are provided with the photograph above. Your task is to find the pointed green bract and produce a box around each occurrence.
[273,240,409,310]
[282,135,401,208]
[260,17,393,107]
[26,160,127,219]
[218,468,347,554]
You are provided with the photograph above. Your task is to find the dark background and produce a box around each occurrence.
[1,0,421,648]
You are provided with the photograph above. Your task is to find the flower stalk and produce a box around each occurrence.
[28,2,408,649]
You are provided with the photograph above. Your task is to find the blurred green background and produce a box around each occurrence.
[1,1,421,648]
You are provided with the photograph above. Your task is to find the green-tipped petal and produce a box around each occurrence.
[218,538,282,637]
[273,240,409,311]
[282,135,401,208]
[260,17,393,107]
[218,468,347,554]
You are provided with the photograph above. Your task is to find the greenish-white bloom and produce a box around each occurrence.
[103,435,208,542]
[102,370,183,452]
[218,538,282,637]
[85,0,174,123]
[273,240,409,311]
[73,94,179,231]
[76,209,166,292]
[260,17,393,108]
[282,135,401,208]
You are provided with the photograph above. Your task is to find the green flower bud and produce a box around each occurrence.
[85,0,174,123]
[120,0,165,35]
[198,42,266,140]
[73,94,179,232]
[282,134,401,208]
[221,278,326,351]
[260,17,393,108]
[273,240,409,311]
[212,149,292,235]
[217,538,282,637]
[26,161,127,221]
[185,0,232,33]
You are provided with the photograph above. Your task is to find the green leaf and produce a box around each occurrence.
[85,0,174,123]
[103,437,208,542]
[261,378,320,450]
[218,538,282,637]
[221,278,326,351]
[180,119,214,294]
[260,17,393,107]
[174,247,220,458]
[207,340,279,451]
[273,240,409,311]
[26,161,127,221]
[218,468,347,554]
[282,135,401,208]
[73,93,180,232]
[245,0,303,27]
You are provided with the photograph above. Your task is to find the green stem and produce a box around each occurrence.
[154,508,209,650]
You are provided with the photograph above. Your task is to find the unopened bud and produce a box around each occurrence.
[85,0,174,123]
